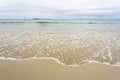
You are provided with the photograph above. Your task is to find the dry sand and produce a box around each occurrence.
[0,59,120,80]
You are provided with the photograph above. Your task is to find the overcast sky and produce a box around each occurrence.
[0,0,120,19]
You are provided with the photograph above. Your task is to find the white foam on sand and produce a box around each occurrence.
[0,56,19,60]
[83,59,120,67]
[0,56,120,67]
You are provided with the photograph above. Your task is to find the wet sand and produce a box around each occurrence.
[0,59,120,80]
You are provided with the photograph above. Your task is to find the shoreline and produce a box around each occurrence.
[0,57,120,67]
[0,59,120,80]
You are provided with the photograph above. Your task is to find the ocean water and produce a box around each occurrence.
[0,19,120,66]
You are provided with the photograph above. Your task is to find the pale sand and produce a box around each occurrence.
[0,59,120,80]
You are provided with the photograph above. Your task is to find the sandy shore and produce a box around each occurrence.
[0,59,120,80]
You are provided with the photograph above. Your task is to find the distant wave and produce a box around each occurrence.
[0,20,120,24]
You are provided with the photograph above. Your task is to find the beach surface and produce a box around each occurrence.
[0,20,120,80]
[0,59,120,80]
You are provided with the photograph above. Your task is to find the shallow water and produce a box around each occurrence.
[0,20,120,66]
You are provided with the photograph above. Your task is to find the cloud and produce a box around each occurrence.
[0,0,120,19]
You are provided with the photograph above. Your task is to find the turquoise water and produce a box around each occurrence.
[0,19,120,24]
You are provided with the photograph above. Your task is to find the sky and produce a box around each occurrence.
[0,0,120,19]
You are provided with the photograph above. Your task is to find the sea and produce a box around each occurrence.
[0,19,120,67]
